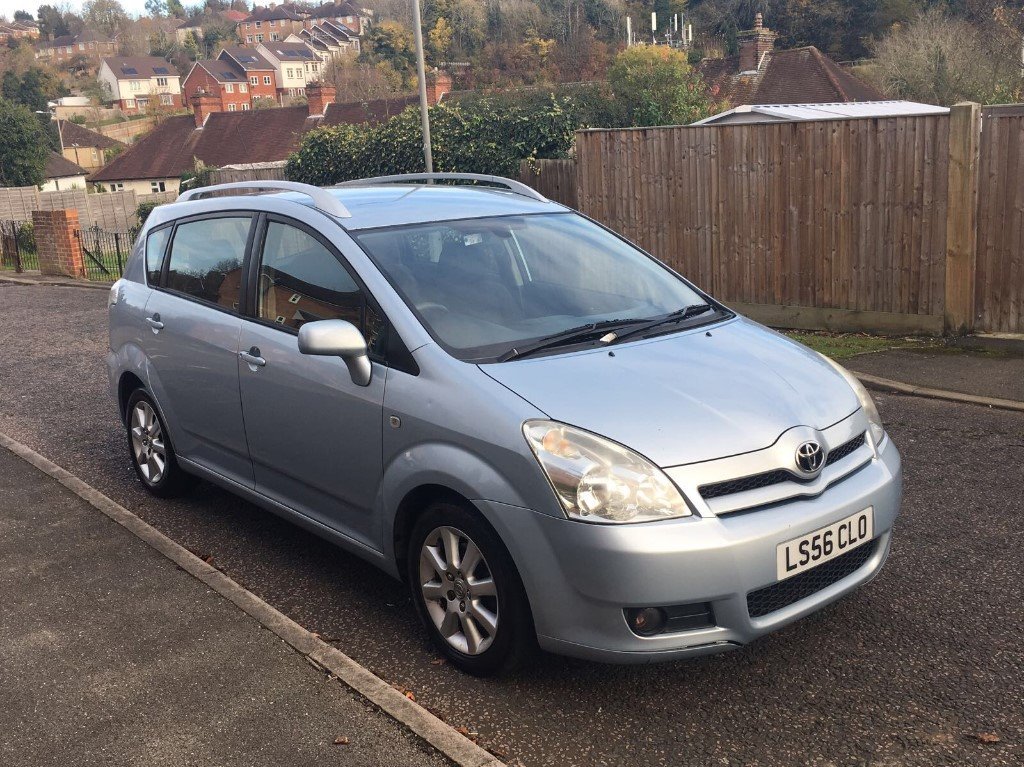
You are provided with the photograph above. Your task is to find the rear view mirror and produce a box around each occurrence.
[297,319,372,386]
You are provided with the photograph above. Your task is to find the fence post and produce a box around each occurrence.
[944,102,982,335]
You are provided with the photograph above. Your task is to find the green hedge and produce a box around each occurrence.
[286,93,590,185]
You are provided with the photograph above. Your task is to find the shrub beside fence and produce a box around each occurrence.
[0,219,38,272]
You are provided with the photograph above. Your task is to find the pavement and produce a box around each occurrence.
[844,346,1024,404]
[0,442,453,767]
[1,282,1023,766]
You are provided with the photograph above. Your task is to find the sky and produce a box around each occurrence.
[0,0,154,19]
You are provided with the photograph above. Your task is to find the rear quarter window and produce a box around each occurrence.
[145,226,171,285]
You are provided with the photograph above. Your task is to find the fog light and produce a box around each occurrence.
[625,607,667,636]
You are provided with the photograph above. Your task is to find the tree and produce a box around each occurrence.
[145,0,169,16]
[871,8,1021,104]
[36,4,82,39]
[607,45,717,126]
[13,10,34,22]
[0,98,50,187]
[84,0,130,38]
[362,20,417,82]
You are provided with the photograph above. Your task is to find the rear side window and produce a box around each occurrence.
[165,216,252,311]
[145,226,171,285]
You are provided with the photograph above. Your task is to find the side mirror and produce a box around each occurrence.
[297,319,372,387]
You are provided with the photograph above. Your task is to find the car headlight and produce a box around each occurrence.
[523,420,691,524]
[821,355,885,446]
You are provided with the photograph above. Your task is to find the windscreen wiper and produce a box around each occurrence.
[605,303,715,344]
[498,318,649,362]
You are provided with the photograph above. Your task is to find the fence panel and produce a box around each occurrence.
[0,187,41,223]
[209,164,288,184]
[975,107,1024,333]
[575,117,951,324]
[518,159,578,209]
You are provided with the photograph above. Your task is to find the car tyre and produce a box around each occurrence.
[125,388,196,498]
[407,501,535,677]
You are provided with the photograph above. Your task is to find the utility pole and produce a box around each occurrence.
[410,0,433,172]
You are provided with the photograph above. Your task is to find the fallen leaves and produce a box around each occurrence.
[333,736,350,746]
[967,732,1001,744]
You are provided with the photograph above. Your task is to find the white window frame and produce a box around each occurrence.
[156,77,168,87]
[239,83,248,93]
[228,103,237,111]
[250,75,258,85]
[224,82,234,93]
[241,103,250,110]
[151,180,166,193]
[263,75,271,85]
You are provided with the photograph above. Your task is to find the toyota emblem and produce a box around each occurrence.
[795,441,825,474]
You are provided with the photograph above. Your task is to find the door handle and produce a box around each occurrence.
[239,347,266,368]
[145,314,164,331]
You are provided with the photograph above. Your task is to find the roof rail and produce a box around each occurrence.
[176,181,351,218]
[335,173,548,203]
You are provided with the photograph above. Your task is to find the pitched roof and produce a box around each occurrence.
[322,94,418,126]
[89,109,316,182]
[699,46,884,106]
[195,59,246,83]
[242,4,307,22]
[308,1,360,18]
[40,29,111,48]
[89,93,422,183]
[222,10,248,22]
[259,40,319,61]
[219,46,276,71]
[45,151,88,179]
[102,56,178,80]
[57,120,123,150]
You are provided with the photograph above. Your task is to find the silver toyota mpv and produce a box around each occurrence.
[108,175,902,675]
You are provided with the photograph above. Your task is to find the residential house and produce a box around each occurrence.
[98,56,184,114]
[56,120,124,172]
[0,20,40,43]
[304,1,370,36]
[182,59,253,113]
[256,41,323,102]
[237,4,307,45]
[41,152,88,192]
[698,14,883,107]
[88,78,452,194]
[36,29,117,63]
[289,20,360,61]
[219,47,279,105]
[175,9,248,44]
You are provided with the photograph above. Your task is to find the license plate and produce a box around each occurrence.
[776,508,873,581]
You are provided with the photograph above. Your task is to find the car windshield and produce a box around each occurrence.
[353,212,714,362]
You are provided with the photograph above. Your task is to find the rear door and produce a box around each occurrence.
[237,215,387,550]
[143,212,256,488]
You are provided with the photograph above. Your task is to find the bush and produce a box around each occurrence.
[608,45,717,127]
[136,200,161,228]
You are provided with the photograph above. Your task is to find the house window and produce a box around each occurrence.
[151,181,166,193]
[255,20,261,28]
[110,183,124,191]
[255,34,263,42]
[130,80,141,91]
[245,22,251,29]
[78,42,84,50]
[124,99,135,108]
[311,63,318,73]
[263,75,271,85]
[225,82,234,93]
[160,94,173,105]
[286,67,294,78]
[270,33,279,40]
[246,35,253,43]
[156,77,168,86]
[250,75,258,85]
[269,20,276,26]
[241,103,250,110]
[239,83,248,93]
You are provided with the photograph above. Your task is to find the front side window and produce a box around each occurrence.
[256,221,383,351]
[165,216,251,310]
[146,226,171,284]
[263,75,271,85]
[355,213,711,362]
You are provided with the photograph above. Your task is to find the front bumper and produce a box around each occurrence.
[476,437,902,663]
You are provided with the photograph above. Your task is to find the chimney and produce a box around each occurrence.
[425,69,452,106]
[737,12,775,73]
[306,81,336,117]
[191,88,219,128]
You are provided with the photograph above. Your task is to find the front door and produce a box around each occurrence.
[143,213,255,488]
[237,216,386,551]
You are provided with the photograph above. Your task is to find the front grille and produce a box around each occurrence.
[746,539,877,618]
[698,432,867,501]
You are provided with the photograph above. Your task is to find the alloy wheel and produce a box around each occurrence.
[418,525,499,655]
[130,401,166,484]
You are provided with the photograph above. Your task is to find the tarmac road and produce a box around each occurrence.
[1,282,1021,766]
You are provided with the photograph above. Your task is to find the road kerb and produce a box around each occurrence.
[0,431,506,767]
[855,372,1024,413]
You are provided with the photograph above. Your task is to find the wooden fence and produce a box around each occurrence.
[518,159,578,210]
[527,103,1024,335]
[0,187,172,231]
[209,163,288,184]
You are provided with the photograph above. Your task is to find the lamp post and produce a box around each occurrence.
[36,108,63,154]
[410,0,433,172]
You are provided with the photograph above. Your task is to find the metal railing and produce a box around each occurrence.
[0,219,38,273]
[75,225,134,282]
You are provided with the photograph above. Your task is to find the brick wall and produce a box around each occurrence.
[32,209,86,279]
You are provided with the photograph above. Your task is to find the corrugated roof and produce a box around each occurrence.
[693,100,948,125]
